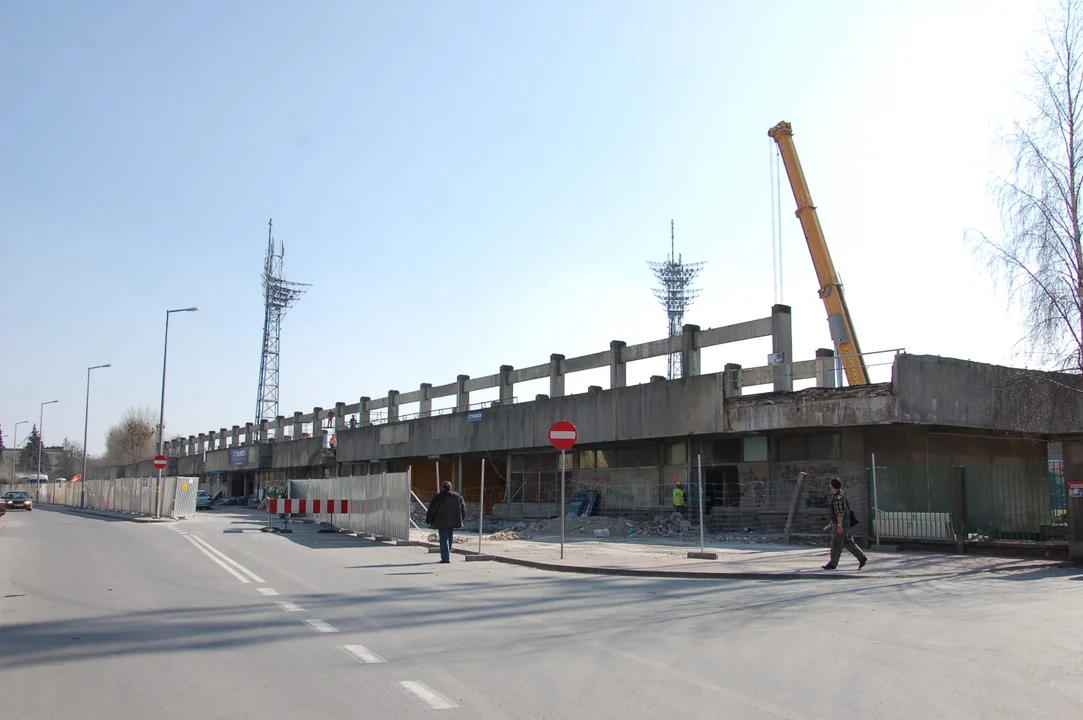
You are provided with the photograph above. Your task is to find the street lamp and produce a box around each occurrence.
[38,400,59,483]
[156,307,198,517]
[80,364,111,508]
[10,419,29,485]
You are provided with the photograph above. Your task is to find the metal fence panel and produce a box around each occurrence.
[287,473,410,540]
[172,477,199,518]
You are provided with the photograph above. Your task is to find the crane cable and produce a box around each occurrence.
[769,140,784,305]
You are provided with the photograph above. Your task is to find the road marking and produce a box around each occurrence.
[186,535,266,583]
[257,587,280,596]
[398,681,459,710]
[304,619,337,633]
[338,644,386,664]
[183,536,250,583]
[276,601,303,611]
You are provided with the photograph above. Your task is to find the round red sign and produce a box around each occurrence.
[548,420,578,451]
[152,455,168,470]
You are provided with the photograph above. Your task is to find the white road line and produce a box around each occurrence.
[276,601,303,612]
[257,587,280,596]
[304,619,338,633]
[398,681,459,710]
[338,644,386,664]
[186,535,266,583]
[183,535,250,584]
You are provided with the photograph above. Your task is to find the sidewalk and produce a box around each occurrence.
[37,505,176,523]
[408,528,1075,580]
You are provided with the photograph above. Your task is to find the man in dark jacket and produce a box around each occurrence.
[426,481,467,563]
[823,477,868,570]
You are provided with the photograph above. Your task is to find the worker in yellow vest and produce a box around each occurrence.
[672,480,686,518]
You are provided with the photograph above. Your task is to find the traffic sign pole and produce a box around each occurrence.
[548,421,578,561]
[560,449,566,560]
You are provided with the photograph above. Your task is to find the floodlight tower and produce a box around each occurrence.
[647,220,704,379]
[255,219,310,433]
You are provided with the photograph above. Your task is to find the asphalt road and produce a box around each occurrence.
[2,507,1081,719]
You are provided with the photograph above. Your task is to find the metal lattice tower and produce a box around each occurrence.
[647,220,704,379]
[256,219,310,431]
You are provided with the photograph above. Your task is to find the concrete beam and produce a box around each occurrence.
[563,350,610,374]
[681,324,700,378]
[499,365,514,405]
[419,384,432,418]
[511,363,550,384]
[816,348,837,388]
[772,304,793,392]
[465,374,499,393]
[429,381,457,399]
[610,340,627,389]
[455,376,470,412]
[724,363,743,398]
[697,316,773,348]
[550,354,565,398]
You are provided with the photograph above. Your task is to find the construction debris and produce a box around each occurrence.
[517,512,784,544]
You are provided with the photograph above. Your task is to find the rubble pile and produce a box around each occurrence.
[487,530,521,541]
[517,512,784,544]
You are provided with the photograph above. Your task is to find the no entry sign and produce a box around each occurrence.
[152,455,168,470]
[548,420,578,451]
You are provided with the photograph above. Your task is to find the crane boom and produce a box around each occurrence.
[767,121,869,386]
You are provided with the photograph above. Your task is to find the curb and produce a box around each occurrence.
[39,505,176,524]
[414,540,861,580]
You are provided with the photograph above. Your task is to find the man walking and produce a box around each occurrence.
[426,480,467,564]
[823,477,868,570]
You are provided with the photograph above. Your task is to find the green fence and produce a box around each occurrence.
[868,463,1067,544]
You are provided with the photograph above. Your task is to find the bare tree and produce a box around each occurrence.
[104,407,160,464]
[973,0,1083,375]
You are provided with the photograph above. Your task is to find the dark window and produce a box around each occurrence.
[617,445,658,468]
[809,432,841,460]
[778,435,808,462]
[713,439,742,463]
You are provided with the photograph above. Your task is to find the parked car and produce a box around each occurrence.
[195,490,212,510]
[3,491,33,511]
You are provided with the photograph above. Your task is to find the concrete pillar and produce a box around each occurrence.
[230,425,240,448]
[549,354,565,398]
[1064,436,1083,564]
[244,422,254,446]
[724,363,743,398]
[219,429,228,449]
[455,376,470,412]
[334,402,346,432]
[387,391,399,423]
[536,394,549,401]
[650,375,666,383]
[499,365,514,404]
[274,416,284,441]
[681,324,700,378]
[950,466,967,554]
[198,432,207,454]
[312,408,323,438]
[293,412,303,440]
[815,348,837,388]
[259,420,269,444]
[359,397,371,426]
[187,435,195,456]
[419,384,432,418]
[610,341,627,389]
[772,304,793,392]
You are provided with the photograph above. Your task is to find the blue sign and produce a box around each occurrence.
[467,410,483,423]
[228,448,249,467]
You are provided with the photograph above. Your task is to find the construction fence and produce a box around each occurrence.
[5,477,200,518]
[287,473,411,541]
[869,461,1067,546]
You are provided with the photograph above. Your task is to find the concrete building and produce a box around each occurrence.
[88,305,1080,551]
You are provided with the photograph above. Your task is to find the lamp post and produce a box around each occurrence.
[38,400,59,483]
[81,364,111,508]
[157,307,198,517]
[10,420,28,485]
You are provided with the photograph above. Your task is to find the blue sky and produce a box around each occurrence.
[1,0,1047,454]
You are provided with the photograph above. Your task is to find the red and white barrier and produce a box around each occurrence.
[268,498,349,515]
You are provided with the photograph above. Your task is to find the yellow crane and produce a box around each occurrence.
[768,120,869,386]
